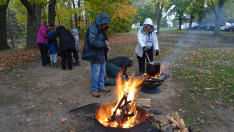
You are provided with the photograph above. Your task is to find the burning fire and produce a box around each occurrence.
[95,74,144,128]
[143,72,161,80]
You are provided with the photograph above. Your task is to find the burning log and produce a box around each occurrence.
[109,93,136,125]
[109,93,128,121]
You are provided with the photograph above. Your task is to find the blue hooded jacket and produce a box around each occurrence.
[46,32,58,54]
[82,13,110,64]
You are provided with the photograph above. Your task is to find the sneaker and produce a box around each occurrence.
[98,88,111,93]
[91,91,100,97]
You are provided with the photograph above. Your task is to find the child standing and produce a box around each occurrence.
[71,29,80,66]
[46,31,58,67]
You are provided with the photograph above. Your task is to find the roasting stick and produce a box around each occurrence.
[145,52,151,63]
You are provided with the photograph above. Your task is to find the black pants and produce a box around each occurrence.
[73,50,79,62]
[37,43,50,66]
[137,48,153,73]
[61,49,73,70]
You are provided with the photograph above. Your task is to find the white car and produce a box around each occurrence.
[220,25,226,31]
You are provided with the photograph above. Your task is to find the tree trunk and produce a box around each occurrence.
[68,0,73,29]
[214,0,225,36]
[48,0,56,31]
[178,15,182,30]
[78,0,81,30]
[0,0,10,51]
[20,0,42,49]
[156,2,163,34]
[189,14,194,29]
[72,0,78,29]
[198,14,202,30]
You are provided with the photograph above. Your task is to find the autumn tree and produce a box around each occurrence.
[132,0,155,26]
[168,0,191,30]
[20,0,47,49]
[0,0,10,50]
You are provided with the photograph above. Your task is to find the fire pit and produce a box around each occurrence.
[94,74,156,131]
[136,70,169,94]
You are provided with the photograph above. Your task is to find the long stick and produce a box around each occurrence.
[145,52,151,62]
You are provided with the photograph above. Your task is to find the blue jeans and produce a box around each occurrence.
[91,63,106,92]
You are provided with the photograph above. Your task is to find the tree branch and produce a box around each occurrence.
[20,0,34,13]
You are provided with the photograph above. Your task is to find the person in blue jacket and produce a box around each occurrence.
[46,31,58,67]
[82,13,111,97]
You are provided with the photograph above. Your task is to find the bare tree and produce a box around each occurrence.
[0,0,10,50]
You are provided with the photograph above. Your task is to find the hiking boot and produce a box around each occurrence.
[98,88,111,93]
[91,91,100,97]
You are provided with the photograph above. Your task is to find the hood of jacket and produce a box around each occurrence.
[71,29,78,34]
[142,18,156,33]
[56,26,65,30]
[95,13,110,31]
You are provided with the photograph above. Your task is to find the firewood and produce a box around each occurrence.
[135,98,151,108]
[167,112,189,132]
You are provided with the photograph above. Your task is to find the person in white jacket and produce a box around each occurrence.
[135,18,159,73]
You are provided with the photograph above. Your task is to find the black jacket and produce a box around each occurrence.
[107,56,132,75]
[48,26,75,56]
[82,13,110,64]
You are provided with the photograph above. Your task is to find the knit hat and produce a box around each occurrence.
[72,29,78,34]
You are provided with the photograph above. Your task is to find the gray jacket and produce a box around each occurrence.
[82,13,110,64]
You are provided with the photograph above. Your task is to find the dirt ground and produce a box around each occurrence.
[0,30,233,132]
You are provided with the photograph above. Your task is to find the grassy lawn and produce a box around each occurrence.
[0,29,233,131]
[172,41,234,130]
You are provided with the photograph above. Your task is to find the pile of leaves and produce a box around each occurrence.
[0,49,40,72]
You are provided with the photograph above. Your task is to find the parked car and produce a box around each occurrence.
[220,25,226,31]
[191,26,198,30]
[206,25,214,31]
[200,25,208,30]
[225,26,234,31]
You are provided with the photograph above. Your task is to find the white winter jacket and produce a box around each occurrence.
[135,18,159,57]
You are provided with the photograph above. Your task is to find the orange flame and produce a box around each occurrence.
[95,73,144,128]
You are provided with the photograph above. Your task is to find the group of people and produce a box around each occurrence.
[82,13,159,97]
[36,23,80,70]
[36,13,159,97]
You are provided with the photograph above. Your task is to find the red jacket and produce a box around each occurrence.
[36,24,49,44]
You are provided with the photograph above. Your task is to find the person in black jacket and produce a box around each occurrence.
[105,56,133,86]
[82,13,111,97]
[48,26,76,70]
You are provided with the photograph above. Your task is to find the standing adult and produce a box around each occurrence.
[48,26,76,70]
[82,13,111,97]
[135,18,159,73]
[36,22,53,66]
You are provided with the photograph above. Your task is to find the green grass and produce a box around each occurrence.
[172,47,234,130]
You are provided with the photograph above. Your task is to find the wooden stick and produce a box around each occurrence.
[145,52,151,62]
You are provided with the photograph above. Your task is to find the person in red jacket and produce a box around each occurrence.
[36,22,53,66]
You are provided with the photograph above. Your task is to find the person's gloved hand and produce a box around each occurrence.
[155,50,159,56]
[142,46,147,51]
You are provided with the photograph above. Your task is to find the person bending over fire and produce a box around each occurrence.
[135,18,159,74]
[105,56,133,86]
